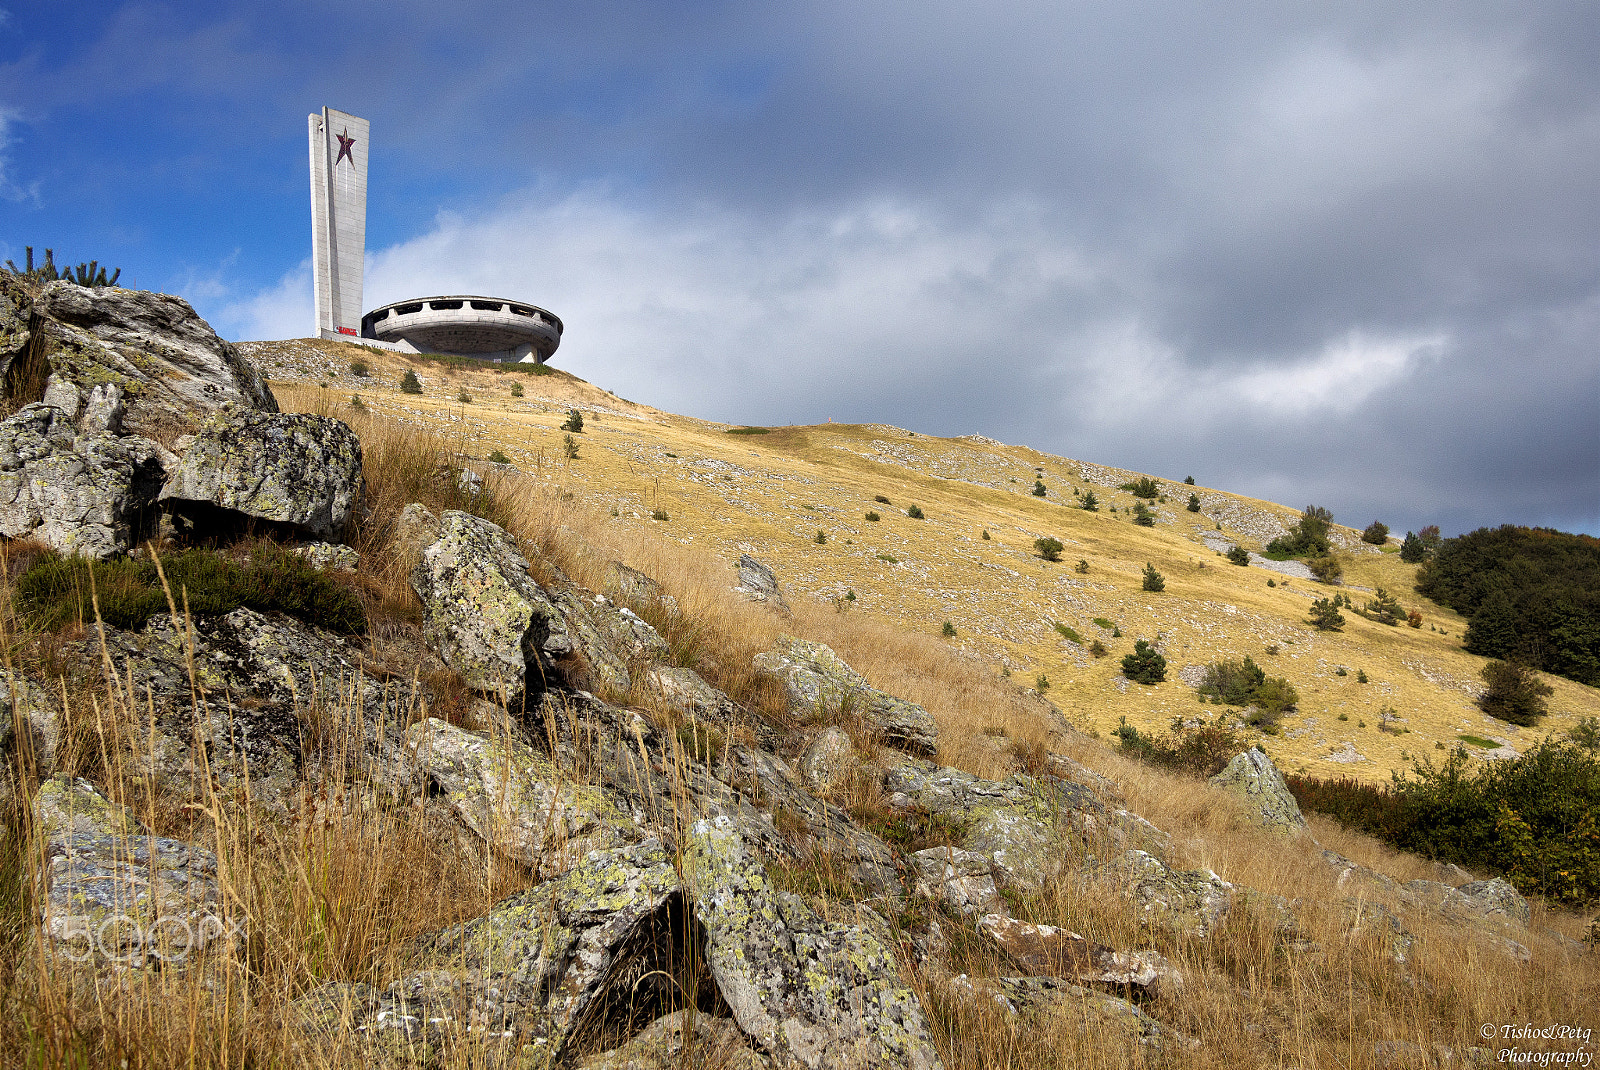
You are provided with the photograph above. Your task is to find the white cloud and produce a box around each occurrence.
[214,259,312,342]
[1227,330,1448,415]
[0,108,40,205]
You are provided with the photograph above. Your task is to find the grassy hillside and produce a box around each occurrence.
[251,338,1600,785]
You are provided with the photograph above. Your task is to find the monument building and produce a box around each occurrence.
[308,107,562,363]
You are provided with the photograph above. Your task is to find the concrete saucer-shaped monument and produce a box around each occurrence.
[361,295,562,363]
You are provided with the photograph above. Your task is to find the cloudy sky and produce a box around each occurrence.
[2,2,1596,536]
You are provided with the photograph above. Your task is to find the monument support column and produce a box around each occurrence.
[308,107,370,339]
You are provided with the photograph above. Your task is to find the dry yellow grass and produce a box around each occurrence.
[259,338,1600,785]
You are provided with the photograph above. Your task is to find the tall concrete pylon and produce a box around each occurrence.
[308,107,369,338]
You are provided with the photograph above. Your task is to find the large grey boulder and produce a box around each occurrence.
[159,409,363,540]
[405,716,636,878]
[910,846,1005,917]
[296,839,683,1064]
[27,281,276,437]
[547,585,670,697]
[755,637,938,756]
[1208,747,1306,835]
[0,670,61,774]
[578,1010,771,1070]
[684,815,944,1070]
[734,553,789,612]
[796,726,857,796]
[410,509,572,699]
[32,775,233,967]
[0,403,168,557]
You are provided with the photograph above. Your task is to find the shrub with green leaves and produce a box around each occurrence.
[1308,597,1345,631]
[1479,660,1554,726]
[1034,537,1063,561]
[1032,480,1047,497]
[906,504,925,519]
[510,381,524,397]
[13,545,366,635]
[874,495,891,504]
[1360,586,1403,625]
[1131,502,1155,527]
[864,511,881,522]
[1141,562,1165,592]
[487,449,511,465]
[814,529,827,545]
[1184,475,1195,485]
[1120,476,1160,499]
[1362,520,1390,545]
[941,620,956,638]
[562,409,584,433]
[1266,505,1333,558]
[1080,491,1098,512]
[350,360,370,377]
[1121,639,1166,684]
[400,369,423,395]
[1306,553,1343,584]
[1197,655,1298,728]
[1115,714,1242,776]
[1187,493,1201,513]
[1226,545,1250,566]
[1074,559,1089,573]
[563,433,580,459]
[1053,621,1083,644]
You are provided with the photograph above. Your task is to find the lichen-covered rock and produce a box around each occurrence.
[0,403,168,557]
[1458,878,1530,924]
[977,913,1179,994]
[727,746,901,894]
[159,409,363,540]
[607,561,678,616]
[32,775,234,967]
[42,373,79,417]
[952,974,1192,1051]
[1208,746,1306,835]
[797,726,857,796]
[1117,850,1234,937]
[577,1010,772,1070]
[734,553,789,612]
[0,272,31,372]
[643,665,778,750]
[296,839,683,1063]
[0,670,61,775]
[684,816,944,1070]
[291,541,359,571]
[548,586,670,697]
[755,637,937,757]
[80,382,124,434]
[910,847,1004,917]
[30,281,276,438]
[411,510,571,699]
[406,716,634,877]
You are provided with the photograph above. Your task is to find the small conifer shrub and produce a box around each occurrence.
[814,529,827,544]
[981,529,990,539]
[874,495,891,504]
[1309,597,1345,631]
[1227,545,1249,566]
[1121,640,1167,684]
[1187,493,1201,512]
[1479,661,1554,726]
[1141,562,1165,592]
[942,620,957,638]
[1075,559,1090,574]
[563,433,580,459]
[907,504,925,519]
[864,511,881,522]
[562,409,584,432]
[1032,480,1047,497]
[400,369,423,394]
[510,381,524,397]
[1080,491,1098,512]
[652,508,669,521]
[458,388,471,403]
[487,449,511,465]
[1184,475,1195,485]
[1034,537,1064,562]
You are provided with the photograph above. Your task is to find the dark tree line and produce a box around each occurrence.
[1417,525,1600,686]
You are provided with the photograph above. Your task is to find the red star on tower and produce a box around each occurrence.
[335,128,356,167]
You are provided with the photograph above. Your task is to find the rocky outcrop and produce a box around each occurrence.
[32,776,234,967]
[977,913,1179,994]
[297,839,684,1064]
[1208,746,1306,835]
[950,974,1191,1051]
[910,846,1005,916]
[734,553,789,612]
[547,586,670,696]
[159,410,363,540]
[684,816,944,1070]
[755,637,938,756]
[577,1011,771,1070]
[797,726,856,795]
[410,509,571,699]
[27,281,276,437]
[0,403,169,557]
[1116,850,1234,937]
[405,716,636,877]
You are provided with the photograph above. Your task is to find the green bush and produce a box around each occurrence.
[1360,586,1403,625]
[907,505,925,519]
[1053,621,1083,644]
[1266,505,1333,558]
[1479,660,1554,726]
[510,381,524,397]
[1141,562,1165,592]
[814,529,827,545]
[350,360,370,377]
[399,369,423,395]
[1034,537,1063,561]
[1226,545,1250,566]
[562,409,584,433]
[942,621,956,638]
[457,388,471,403]
[651,508,669,521]
[1089,639,1108,657]
[981,529,990,540]
[1187,493,1201,513]
[1075,559,1090,573]
[13,545,366,635]
[563,433,580,459]
[1080,491,1098,512]
[1115,714,1244,777]
[349,394,367,412]
[1306,553,1343,584]
[1362,520,1389,545]
[1093,617,1114,630]
[1032,480,1047,497]
[1121,639,1166,684]
[1184,476,1195,485]
[487,449,511,465]
[1120,477,1160,499]
[1132,503,1155,527]
[864,511,881,522]
[1289,720,1600,906]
